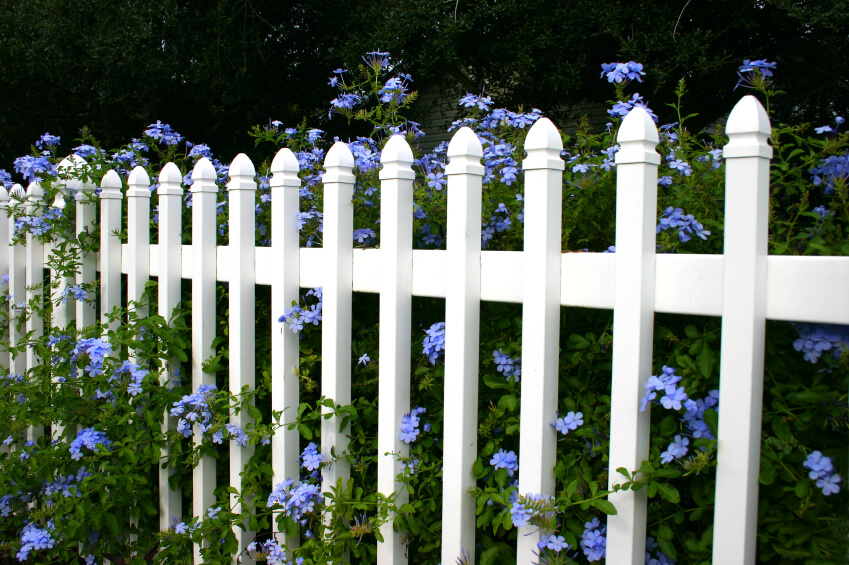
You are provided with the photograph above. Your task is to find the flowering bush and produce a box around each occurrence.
[0,52,845,565]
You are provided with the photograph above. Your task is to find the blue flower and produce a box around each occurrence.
[493,349,521,381]
[551,410,584,436]
[735,59,777,89]
[69,428,112,460]
[399,406,426,443]
[600,61,645,84]
[301,442,324,471]
[580,517,607,562]
[660,435,689,464]
[144,121,184,146]
[36,132,61,149]
[422,322,446,364]
[358,353,371,365]
[490,449,519,476]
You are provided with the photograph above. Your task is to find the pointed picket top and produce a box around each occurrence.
[446,127,484,176]
[0,185,8,204]
[26,181,44,200]
[100,169,124,200]
[524,117,565,171]
[10,184,26,201]
[228,153,257,191]
[379,134,415,181]
[270,147,300,189]
[54,156,85,208]
[724,95,772,159]
[127,166,152,197]
[191,157,218,193]
[324,141,355,184]
[615,106,660,166]
[158,162,184,195]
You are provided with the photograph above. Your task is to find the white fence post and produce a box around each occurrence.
[227,153,258,557]
[99,170,124,330]
[25,181,45,443]
[712,95,772,565]
[606,106,660,564]
[74,164,97,328]
[190,157,219,563]
[516,117,565,562]
[377,135,415,565]
[320,141,355,496]
[157,162,184,531]
[127,166,151,322]
[270,148,301,534]
[52,157,79,332]
[8,184,26,379]
[0,186,8,374]
[440,127,483,565]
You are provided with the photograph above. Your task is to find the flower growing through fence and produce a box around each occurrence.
[490,448,519,476]
[267,478,323,523]
[580,517,607,562]
[399,406,426,443]
[803,451,842,496]
[69,428,113,460]
[171,384,217,438]
[422,322,445,364]
[492,349,521,381]
[551,411,583,436]
[16,521,56,561]
[792,323,849,363]
[300,442,324,472]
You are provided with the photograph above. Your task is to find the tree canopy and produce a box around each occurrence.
[1,0,846,166]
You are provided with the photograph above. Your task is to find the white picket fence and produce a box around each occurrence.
[2,95,848,565]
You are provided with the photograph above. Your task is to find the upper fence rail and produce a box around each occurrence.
[4,95,848,565]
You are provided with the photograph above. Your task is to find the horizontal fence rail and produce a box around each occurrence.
[4,94,848,565]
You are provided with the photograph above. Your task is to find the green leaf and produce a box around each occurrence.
[657,536,677,561]
[593,499,618,515]
[298,423,313,441]
[483,373,509,390]
[655,481,680,503]
[696,342,715,378]
[247,404,262,423]
[684,325,701,339]
[658,524,674,540]
[702,409,718,438]
[472,458,486,479]
[794,480,810,499]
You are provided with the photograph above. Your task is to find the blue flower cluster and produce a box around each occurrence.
[399,406,426,444]
[266,478,323,523]
[600,61,645,84]
[489,448,519,476]
[13,154,57,183]
[640,366,720,465]
[144,121,184,146]
[735,59,777,89]
[580,517,607,562]
[353,227,376,246]
[70,337,112,378]
[42,467,92,498]
[793,323,849,363]
[482,202,514,248]
[60,284,88,304]
[300,442,323,472]
[17,521,55,561]
[509,492,554,528]
[278,287,323,333]
[69,428,112,461]
[657,207,711,242]
[422,322,445,365]
[171,384,217,438]
[247,538,302,565]
[803,451,842,496]
[608,93,657,123]
[110,360,148,397]
[645,537,676,565]
[213,423,249,447]
[492,349,521,382]
[551,410,583,436]
[809,154,848,196]
[13,206,64,238]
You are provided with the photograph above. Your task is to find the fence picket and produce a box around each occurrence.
[441,127,484,565]
[270,148,301,539]
[52,158,78,331]
[320,141,355,499]
[227,153,258,556]
[99,170,124,329]
[127,166,151,323]
[712,95,772,565]
[516,117,565,562]
[606,106,660,564]
[0,187,7,376]
[376,135,415,565]
[190,157,219,563]
[25,182,45,442]
[157,162,184,530]
[74,158,97,328]
[8,185,26,380]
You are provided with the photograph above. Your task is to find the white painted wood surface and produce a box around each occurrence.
[24,182,44,443]
[606,106,661,564]
[157,162,184,531]
[74,160,97,328]
[320,141,355,498]
[8,185,26,378]
[269,148,301,548]
[516,117,565,562]
[440,127,483,565]
[127,166,151,322]
[226,153,257,559]
[712,95,772,565]
[189,157,219,564]
[376,135,415,565]
[99,170,124,330]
